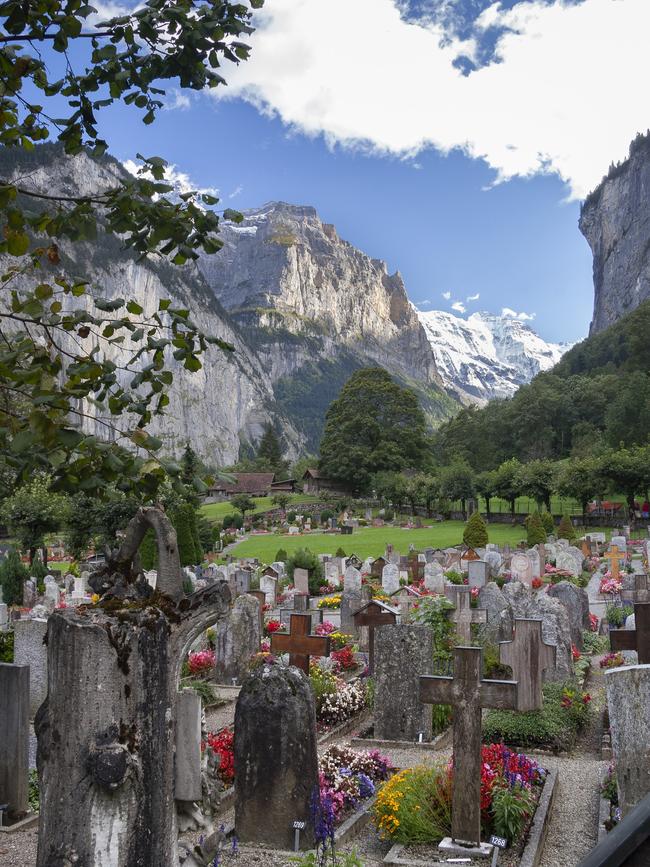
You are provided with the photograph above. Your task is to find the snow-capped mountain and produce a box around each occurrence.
[417,310,571,405]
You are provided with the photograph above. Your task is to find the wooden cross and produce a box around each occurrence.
[499,619,556,711]
[270,613,331,674]
[353,600,398,673]
[447,590,487,644]
[419,647,518,847]
[621,574,650,605]
[610,602,650,664]
[604,545,625,580]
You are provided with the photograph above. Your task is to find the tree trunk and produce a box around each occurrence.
[510,499,516,518]
[42,546,48,567]
[36,506,231,867]
[485,496,491,518]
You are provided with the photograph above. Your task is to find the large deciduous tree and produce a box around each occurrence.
[319,368,427,492]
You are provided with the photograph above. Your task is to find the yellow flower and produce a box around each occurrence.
[91,593,100,604]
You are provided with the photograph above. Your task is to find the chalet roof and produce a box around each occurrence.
[303,468,321,479]
[213,473,276,494]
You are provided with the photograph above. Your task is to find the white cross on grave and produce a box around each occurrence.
[419,646,518,854]
[499,619,556,711]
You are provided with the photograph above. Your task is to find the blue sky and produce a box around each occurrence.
[71,0,650,342]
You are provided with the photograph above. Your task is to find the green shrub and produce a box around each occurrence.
[541,511,555,534]
[334,547,347,558]
[490,782,536,844]
[445,570,464,585]
[286,547,324,594]
[0,549,28,606]
[582,630,609,655]
[28,770,39,812]
[383,509,394,522]
[287,511,297,524]
[607,604,633,627]
[558,514,577,541]
[0,630,14,663]
[526,512,547,546]
[275,548,288,562]
[463,512,488,547]
[374,763,452,843]
[482,681,591,752]
[320,509,335,525]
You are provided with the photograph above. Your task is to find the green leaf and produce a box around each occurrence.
[6,231,29,256]
[126,300,143,315]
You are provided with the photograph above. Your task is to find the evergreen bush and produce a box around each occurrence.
[526,512,547,546]
[0,549,28,606]
[275,548,288,562]
[541,511,555,534]
[558,514,577,541]
[334,547,347,558]
[286,547,324,594]
[463,512,488,547]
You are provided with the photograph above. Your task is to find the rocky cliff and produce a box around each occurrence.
[418,310,570,405]
[198,203,457,450]
[580,132,650,334]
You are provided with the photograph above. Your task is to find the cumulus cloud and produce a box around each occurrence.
[163,89,191,112]
[441,291,452,300]
[467,292,480,302]
[228,184,244,199]
[451,301,467,313]
[220,0,650,198]
[502,307,536,321]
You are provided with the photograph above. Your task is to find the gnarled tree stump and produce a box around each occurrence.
[35,507,230,867]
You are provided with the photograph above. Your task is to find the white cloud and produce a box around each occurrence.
[451,301,467,313]
[163,89,191,112]
[441,291,452,300]
[220,0,650,198]
[123,160,219,202]
[467,292,480,302]
[229,184,244,199]
[502,307,536,321]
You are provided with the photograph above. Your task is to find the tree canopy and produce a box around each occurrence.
[319,368,427,492]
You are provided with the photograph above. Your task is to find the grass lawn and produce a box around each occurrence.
[201,494,323,523]
[228,522,613,562]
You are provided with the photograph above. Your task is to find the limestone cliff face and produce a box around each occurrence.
[580,133,650,334]
[0,146,305,464]
[198,203,454,449]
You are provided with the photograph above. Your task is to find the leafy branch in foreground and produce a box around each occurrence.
[0,0,264,497]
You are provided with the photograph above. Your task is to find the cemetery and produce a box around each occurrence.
[2,3,650,866]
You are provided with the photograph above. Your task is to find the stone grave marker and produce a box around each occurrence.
[14,618,48,716]
[215,594,262,684]
[371,556,387,578]
[605,663,650,816]
[270,613,330,673]
[0,599,7,632]
[420,646,518,852]
[499,619,556,710]
[375,624,434,741]
[341,565,363,635]
[610,602,650,663]
[247,590,266,633]
[526,548,541,579]
[448,591,487,644]
[260,572,278,605]
[235,664,318,849]
[484,550,502,577]
[352,600,398,673]
[293,567,310,596]
[382,563,400,595]
[510,552,533,585]
[175,689,202,803]
[0,663,29,821]
[424,560,445,594]
[23,579,36,609]
[324,560,340,587]
[467,560,488,589]
[611,535,628,553]
[622,573,650,605]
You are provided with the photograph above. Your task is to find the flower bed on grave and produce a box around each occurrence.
[310,662,369,731]
[482,681,592,753]
[318,744,391,821]
[374,745,547,851]
[600,762,621,831]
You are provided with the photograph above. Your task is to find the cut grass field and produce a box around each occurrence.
[227,522,613,562]
[201,494,323,523]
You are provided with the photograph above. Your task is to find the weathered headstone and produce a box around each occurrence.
[0,663,29,819]
[14,618,48,716]
[547,581,590,649]
[605,663,650,816]
[467,560,488,589]
[424,560,445,594]
[293,567,310,596]
[214,594,262,684]
[260,572,278,605]
[23,578,36,609]
[175,689,202,802]
[381,563,400,595]
[375,624,434,741]
[341,566,363,635]
[526,548,541,579]
[420,647,518,851]
[510,552,532,586]
[499,619,556,710]
[448,591,487,644]
[235,664,318,849]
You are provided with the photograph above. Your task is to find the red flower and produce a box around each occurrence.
[204,727,234,784]
[531,578,543,590]
[332,645,357,671]
[571,644,581,661]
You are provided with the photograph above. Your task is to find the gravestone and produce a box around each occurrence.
[610,603,650,664]
[175,689,202,803]
[43,580,59,613]
[510,552,532,586]
[293,568,310,596]
[352,600,398,673]
[270,613,330,673]
[611,535,628,553]
[214,594,261,684]
[23,578,36,609]
[381,563,400,595]
[484,550,502,577]
[526,548,541,579]
[14,617,48,716]
[324,561,340,587]
[370,556,387,578]
[420,647,517,851]
[235,664,318,849]
[246,590,266,633]
[260,573,278,605]
[467,560,488,589]
[605,664,650,816]
[0,601,7,632]
[375,624,434,741]
[499,619,556,710]
[0,663,29,819]
[341,566,363,635]
[424,561,445,594]
[604,545,625,580]
[547,581,590,649]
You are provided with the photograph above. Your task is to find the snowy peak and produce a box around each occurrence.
[417,310,571,404]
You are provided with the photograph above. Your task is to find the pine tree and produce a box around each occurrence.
[181,442,199,487]
[334,547,347,558]
[527,512,547,546]
[257,424,282,469]
[0,549,28,606]
[275,548,288,562]
[172,505,196,567]
[557,514,577,542]
[541,511,554,534]
[188,506,203,563]
[463,511,489,547]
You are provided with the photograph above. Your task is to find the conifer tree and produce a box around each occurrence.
[541,511,555,535]
[463,511,489,547]
[557,514,577,542]
[0,549,28,606]
[257,424,283,469]
[139,529,157,572]
[527,512,547,546]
